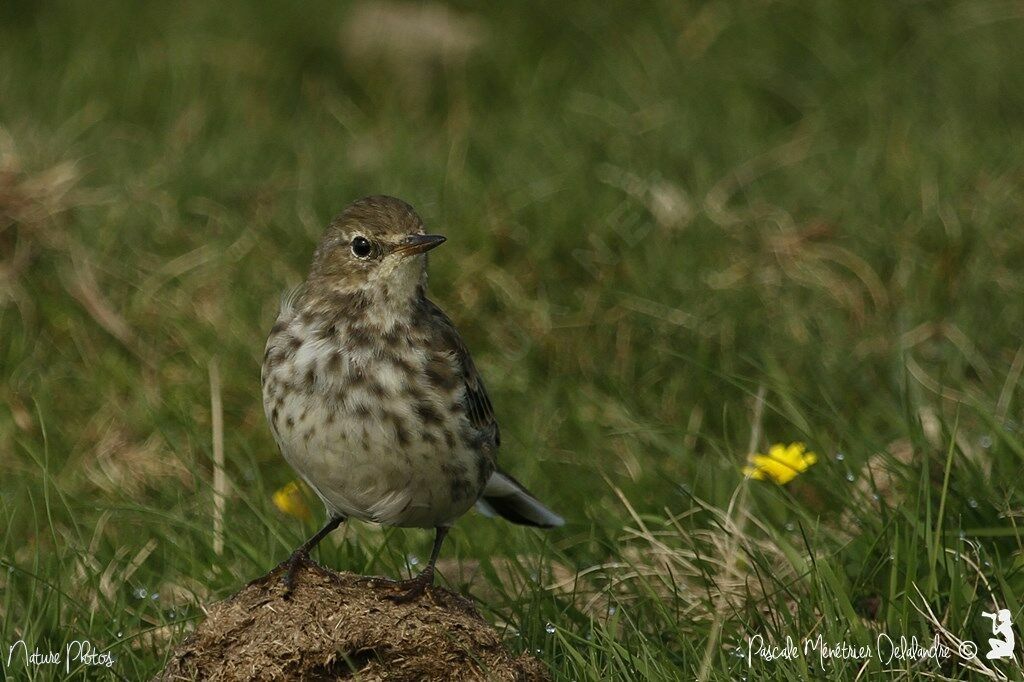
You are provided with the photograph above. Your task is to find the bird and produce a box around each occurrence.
[261,195,564,601]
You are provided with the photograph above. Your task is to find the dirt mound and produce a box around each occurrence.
[156,563,549,681]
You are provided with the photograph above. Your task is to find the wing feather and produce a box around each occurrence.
[422,299,500,448]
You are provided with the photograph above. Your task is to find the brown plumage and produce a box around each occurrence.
[261,195,563,601]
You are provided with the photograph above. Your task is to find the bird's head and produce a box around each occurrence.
[305,196,445,302]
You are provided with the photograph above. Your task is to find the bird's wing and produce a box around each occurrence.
[422,298,500,448]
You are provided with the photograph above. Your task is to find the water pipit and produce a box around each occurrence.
[262,195,563,601]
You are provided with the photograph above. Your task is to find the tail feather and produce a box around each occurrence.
[476,470,564,528]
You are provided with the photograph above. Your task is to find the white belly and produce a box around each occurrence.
[275,395,479,528]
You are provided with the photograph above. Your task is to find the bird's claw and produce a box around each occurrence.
[281,549,312,596]
[358,570,434,603]
[246,549,311,591]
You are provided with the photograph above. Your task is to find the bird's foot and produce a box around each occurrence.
[359,568,435,603]
[383,571,434,603]
[279,549,312,596]
[246,550,310,592]
[246,552,300,589]
[266,549,340,597]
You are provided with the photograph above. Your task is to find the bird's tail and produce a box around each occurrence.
[475,470,564,528]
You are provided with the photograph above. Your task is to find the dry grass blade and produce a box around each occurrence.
[210,359,226,557]
[911,584,1006,680]
[697,385,766,681]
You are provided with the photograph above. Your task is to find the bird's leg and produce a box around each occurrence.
[365,526,449,603]
[272,515,345,595]
[385,526,449,603]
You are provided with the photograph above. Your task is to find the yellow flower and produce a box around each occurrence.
[273,480,312,520]
[743,442,818,484]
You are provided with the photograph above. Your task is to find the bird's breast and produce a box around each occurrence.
[261,314,488,526]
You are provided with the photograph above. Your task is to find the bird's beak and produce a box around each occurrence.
[393,233,446,257]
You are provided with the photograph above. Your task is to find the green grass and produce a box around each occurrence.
[2,0,1024,679]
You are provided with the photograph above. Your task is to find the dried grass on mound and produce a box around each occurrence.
[156,563,549,681]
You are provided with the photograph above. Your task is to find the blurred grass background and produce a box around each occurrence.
[2,0,1024,679]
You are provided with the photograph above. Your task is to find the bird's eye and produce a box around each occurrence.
[351,236,372,258]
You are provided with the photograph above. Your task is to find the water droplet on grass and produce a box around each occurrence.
[979,435,993,449]
[968,498,979,509]
[116,631,123,638]
[784,522,795,532]
[151,593,159,601]
[133,587,148,600]
[845,473,855,482]
[835,452,845,462]
[406,555,420,567]
[545,622,556,635]
[607,606,617,616]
